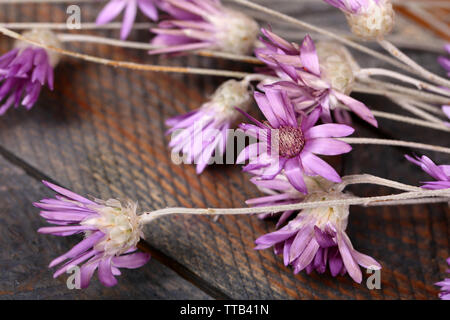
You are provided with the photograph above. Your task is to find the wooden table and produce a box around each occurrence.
[0,1,448,300]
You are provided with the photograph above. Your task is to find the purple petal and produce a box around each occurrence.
[300,35,320,76]
[96,0,127,25]
[112,252,151,269]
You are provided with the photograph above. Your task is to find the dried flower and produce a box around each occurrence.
[256,29,377,126]
[437,44,450,77]
[0,29,60,115]
[36,181,150,288]
[324,0,395,40]
[247,174,335,227]
[254,190,381,283]
[167,79,252,174]
[406,155,450,189]
[237,89,354,194]
[149,0,259,55]
[96,0,159,40]
[436,257,450,300]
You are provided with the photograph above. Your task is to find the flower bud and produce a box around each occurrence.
[315,41,358,95]
[15,29,62,67]
[345,0,395,40]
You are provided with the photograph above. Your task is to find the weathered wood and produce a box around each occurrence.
[0,2,448,300]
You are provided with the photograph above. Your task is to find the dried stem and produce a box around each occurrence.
[338,137,450,154]
[0,22,153,30]
[57,33,263,65]
[140,188,450,224]
[338,174,421,192]
[355,79,450,105]
[378,39,450,88]
[394,99,444,124]
[0,26,251,78]
[356,68,450,98]
[371,110,450,132]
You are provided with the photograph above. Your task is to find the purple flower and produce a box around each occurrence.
[36,181,150,288]
[0,46,54,115]
[436,257,450,300]
[437,44,450,77]
[96,0,159,40]
[256,29,377,127]
[406,154,450,189]
[166,79,251,174]
[149,0,259,55]
[254,192,381,283]
[237,89,354,194]
[247,174,334,228]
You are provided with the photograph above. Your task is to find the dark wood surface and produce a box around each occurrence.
[0,2,448,300]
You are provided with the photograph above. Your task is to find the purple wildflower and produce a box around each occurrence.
[247,174,334,228]
[323,0,394,40]
[436,257,450,300]
[437,44,450,77]
[0,30,57,115]
[254,191,381,283]
[166,79,251,174]
[149,0,259,55]
[256,29,377,126]
[237,89,354,194]
[96,0,159,40]
[36,181,150,288]
[406,155,450,189]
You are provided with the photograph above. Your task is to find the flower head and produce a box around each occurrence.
[36,181,150,288]
[324,0,395,40]
[254,190,381,283]
[247,174,335,227]
[237,89,354,194]
[436,257,450,300]
[167,79,252,174]
[256,29,377,126]
[96,0,159,40]
[149,0,259,55]
[0,29,60,115]
[406,154,450,189]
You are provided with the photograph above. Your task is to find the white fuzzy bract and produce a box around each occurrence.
[15,29,62,67]
[345,0,395,40]
[82,199,144,256]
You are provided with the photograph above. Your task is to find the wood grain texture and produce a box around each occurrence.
[0,2,448,299]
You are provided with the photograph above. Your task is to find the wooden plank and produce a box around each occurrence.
[0,2,448,299]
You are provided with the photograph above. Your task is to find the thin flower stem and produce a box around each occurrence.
[0,26,252,78]
[140,188,450,223]
[355,79,450,105]
[408,100,447,117]
[378,39,450,88]
[0,22,153,30]
[371,109,450,132]
[368,197,450,206]
[228,0,413,73]
[57,33,263,65]
[338,174,421,192]
[338,137,450,154]
[356,68,450,98]
[394,99,444,124]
